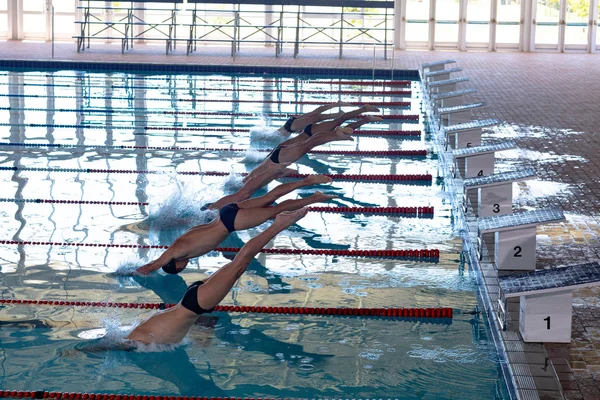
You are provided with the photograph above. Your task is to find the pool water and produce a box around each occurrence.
[0,71,509,399]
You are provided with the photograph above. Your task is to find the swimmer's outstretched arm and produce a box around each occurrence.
[127,208,309,345]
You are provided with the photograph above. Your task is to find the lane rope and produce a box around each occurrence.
[0,81,412,96]
[0,72,412,85]
[0,200,435,217]
[0,94,411,107]
[0,299,452,319]
[0,167,433,184]
[0,142,428,158]
[0,123,421,137]
[0,107,419,120]
[0,240,441,260]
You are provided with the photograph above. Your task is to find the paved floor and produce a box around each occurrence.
[2,40,600,400]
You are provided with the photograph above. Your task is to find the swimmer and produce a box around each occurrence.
[128,207,309,345]
[279,105,382,147]
[243,125,354,184]
[136,175,335,275]
[276,101,352,137]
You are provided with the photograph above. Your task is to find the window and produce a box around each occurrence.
[435,0,460,46]
[535,0,560,48]
[496,0,521,47]
[564,0,589,48]
[466,0,491,47]
[406,0,430,45]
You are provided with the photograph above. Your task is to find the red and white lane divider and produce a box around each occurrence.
[0,200,435,218]
[0,240,441,261]
[0,299,452,319]
[0,167,433,185]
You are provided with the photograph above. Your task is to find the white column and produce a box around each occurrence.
[588,0,598,52]
[489,0,497,51]
[558,0,567,52]
[530,0,537,51]
[8,0,22,40]
[429,0,436,49]
[458,0,467,50]
[395,0,404,49]
[521,0,534,51]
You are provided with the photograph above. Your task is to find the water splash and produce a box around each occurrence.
[241,148,267,165]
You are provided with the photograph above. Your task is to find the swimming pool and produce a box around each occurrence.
[0,70,510,398]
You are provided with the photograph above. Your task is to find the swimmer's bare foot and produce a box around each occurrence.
[303,174,333,185]
[363,105,381,113]
[311,191,339,203]
[333,126,355,141]
[336,100,352,107]
[274,207,309,227]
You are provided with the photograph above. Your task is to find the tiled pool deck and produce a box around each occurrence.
[1,40,600,400]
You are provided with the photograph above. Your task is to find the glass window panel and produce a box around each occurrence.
[0,15,6,35]
[496,0,521,45]
[0,0,7,11]
[435,0,460,43]
[406,0,430,43]
[23,14,46,34]
[23,0,45,13]
[54,15,76,35]
[53,1,75,13]
[535,0,560,45]
[565,0,589,45]
[466,0,491,44]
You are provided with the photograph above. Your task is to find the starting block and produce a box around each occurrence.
[498,262,600,343]
[428,77,469,95]
[477,208,565,271]
[444,118,499,149]
[424,67,463,83]
[438,102,487,126]
[463,169,537,217]
[453,140,515,179]
[421,59,457,73]
[432,88,478,110]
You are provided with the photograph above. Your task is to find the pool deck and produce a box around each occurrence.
[2,40,600,400]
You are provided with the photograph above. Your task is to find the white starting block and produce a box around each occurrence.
[497,262,600,343]
[438,102,487,126]
[477,208,565,271]
[424,67,463,83]
[463,169,537,217]
[421,59,457,73]
[452,140,514,179]
[444,118,499,149]
[432,88,478,110]
[428,77,469,95]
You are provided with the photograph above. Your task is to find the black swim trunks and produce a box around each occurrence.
[162,258,181,275]
[303,123,313,137]
[283,116,297,133]
[268,145,284,164]
[219,203,240,233]
[181,280,215,315]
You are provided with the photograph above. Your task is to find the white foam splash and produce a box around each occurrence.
[249,124,284,145]
[222,171,245,194]
[241,148,267,165]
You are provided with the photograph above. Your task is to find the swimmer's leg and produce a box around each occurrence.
[237,175,332,210]
[231,191,337,231]
[275,127,354,164]
[210,163,293,210]
[343,115,384,130]
[196,208,309,310]
[306,105,380,136]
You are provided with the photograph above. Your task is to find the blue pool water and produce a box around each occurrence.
[0,70,509,398]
